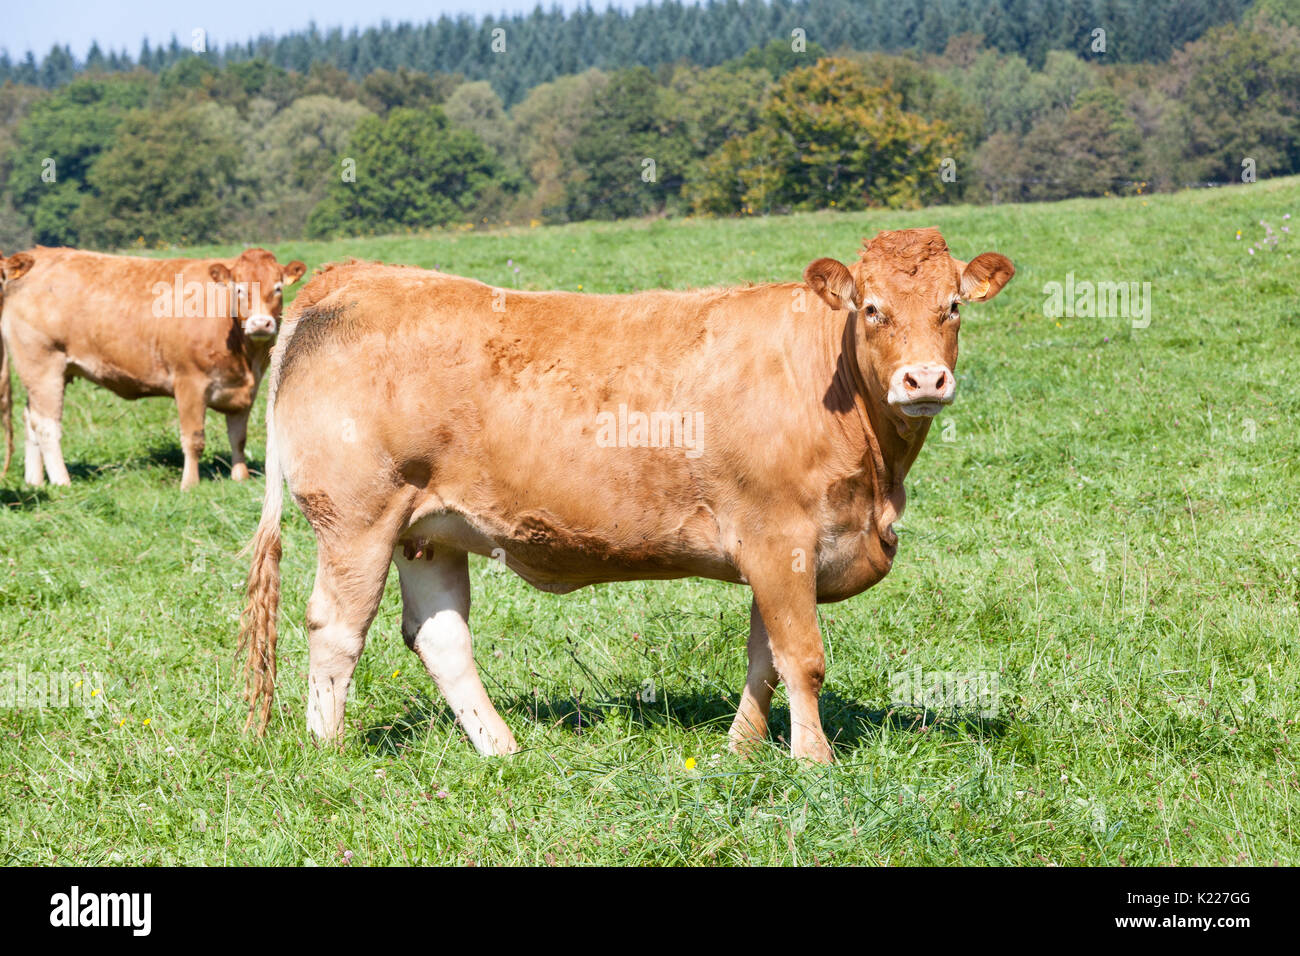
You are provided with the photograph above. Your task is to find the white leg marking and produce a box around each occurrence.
[23,408,44,486]
[28,410,69,486]
[396,549,518,756]
[306,621,360,741]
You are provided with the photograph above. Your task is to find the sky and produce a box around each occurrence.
[4,0,622,60]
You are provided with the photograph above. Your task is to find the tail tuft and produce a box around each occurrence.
[237,404,285,734]
[238,516,282,733]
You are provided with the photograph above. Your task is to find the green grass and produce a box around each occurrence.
[2,179,1298,866]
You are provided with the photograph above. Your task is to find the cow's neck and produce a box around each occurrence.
[242,336,275,384]
[831,311,934,548]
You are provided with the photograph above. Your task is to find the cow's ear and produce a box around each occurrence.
[3,253,34,282]
[209,263,232,283]
[957,253,1014,302]
[281,260,307,285]
[804,257,861,311]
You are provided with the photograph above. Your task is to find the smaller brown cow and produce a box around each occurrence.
[0,247,305,489]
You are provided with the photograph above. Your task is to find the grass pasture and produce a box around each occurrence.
[1,178,1298,866]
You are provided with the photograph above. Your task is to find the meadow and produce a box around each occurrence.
[1,177,1297,865]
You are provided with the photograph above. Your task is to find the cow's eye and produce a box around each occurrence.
[863,303,878,318]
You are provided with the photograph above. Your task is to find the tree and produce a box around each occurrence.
[690,58,958,214]
[443,81,516,161]
[4,75,149,245]
[239,95,373,238]
[1252,0,1300,28]
[73,101,244,248]
[661,63,770,165]
[728,36,828,78]
[1162,16,1300,184]
[565,67,689,221]
[971,87,1141,202]
[509,69,609,221]
[359,67,453,114]
[306,105,508,236]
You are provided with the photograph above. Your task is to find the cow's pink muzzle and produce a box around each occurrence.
[887,364,955,417]
[243,314,278,338]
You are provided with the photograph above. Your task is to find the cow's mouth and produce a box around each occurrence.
[242,314,278,339]
[897,401,949,418]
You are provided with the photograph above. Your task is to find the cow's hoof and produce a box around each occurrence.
[231,463,250,482]
[727,728,768,759]
[729,740,763,759]
[792,739,835,764]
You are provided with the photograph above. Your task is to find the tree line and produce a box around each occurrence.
[0,2,1297,250]
[1,1,1257,103]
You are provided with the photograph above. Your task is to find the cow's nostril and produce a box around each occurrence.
[935,372,946,390]
[904,374,919,390]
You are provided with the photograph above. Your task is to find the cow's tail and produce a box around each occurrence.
[0,326,11,477]
[238,400,284,734]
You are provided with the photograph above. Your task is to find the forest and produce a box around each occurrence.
[0,0,1296,249]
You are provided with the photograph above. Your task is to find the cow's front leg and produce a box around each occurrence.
[728,597,779,755]
[174,381,207,491]
[741,541,833,763]
[225,410,250,482]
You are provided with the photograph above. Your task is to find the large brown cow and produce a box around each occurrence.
[0,247,306,489]
[239,228,1014,761]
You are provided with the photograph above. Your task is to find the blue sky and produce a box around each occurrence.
[5,0,620,60]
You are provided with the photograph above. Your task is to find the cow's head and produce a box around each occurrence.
[209,248,307,342]
[805,227,1013,421]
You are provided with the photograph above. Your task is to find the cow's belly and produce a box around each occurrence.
[813,527,897,603]
[67,355,170,399]
[400,508,743,593]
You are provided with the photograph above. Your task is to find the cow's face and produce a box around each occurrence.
[0,252,34,308]
[209,249,307,342]
[805,228,1013,422]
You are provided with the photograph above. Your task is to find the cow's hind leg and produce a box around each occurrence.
[23,360,69,486]
[394,545,518,756]
[303,520,396,743]
[728,597,780,755]
[22,407,43,486]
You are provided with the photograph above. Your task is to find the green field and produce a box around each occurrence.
[2,178,1297,866]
